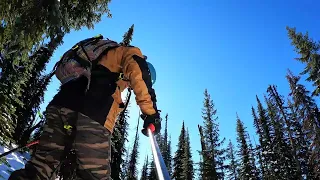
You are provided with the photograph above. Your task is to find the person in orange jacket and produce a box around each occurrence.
[8,40,161,180]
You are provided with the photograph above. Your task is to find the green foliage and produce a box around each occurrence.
[111,101,130,180]
[172,122,187,180]
[235,115,259,180]
[198,89,226,180]
[226,140,239,180]
[286,26,320,96]
[0,0,113,147]
[286,70,320,179]
[161,114,172,176]
[126,118,140,180]
[140,156,149,180]
[121,24,135,46]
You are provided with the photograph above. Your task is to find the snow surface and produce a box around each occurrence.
[0,145,30,180]
[0,145,64,180]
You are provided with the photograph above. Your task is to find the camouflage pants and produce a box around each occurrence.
[8,106,112,180]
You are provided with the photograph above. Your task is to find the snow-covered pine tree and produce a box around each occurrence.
[246,134,260,179]
[226,140,239,180]
[251,106,266,179]
[235,114,259,180]
[255,96,274,179]
[286,70,320,179]
[267,85,302,179]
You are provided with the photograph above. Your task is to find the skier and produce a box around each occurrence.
[8,35,161,180]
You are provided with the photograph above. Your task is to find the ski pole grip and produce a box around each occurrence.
[148,124,155,133]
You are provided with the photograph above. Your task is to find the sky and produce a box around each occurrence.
[38,0,320,178]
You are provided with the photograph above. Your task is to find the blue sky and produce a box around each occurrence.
[39,0,320,177]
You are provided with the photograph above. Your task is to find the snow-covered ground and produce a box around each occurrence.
[0,145,30,180]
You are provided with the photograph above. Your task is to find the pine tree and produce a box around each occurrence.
[172,121,187,180]
[121,24,134,46]
[184,128,195,180]
[140,156,149,180]
[126,118,140,180]
[198,124,209,179]
[286,70,320,178]
[266,86,302,179]
[251,107,266,179]
[12,47,52,146]
[0,0,113,146]
[226,140,239,180]
[198,89,226,180]
[286,27,320,96]
[148,156,157,180]
[235,114,259,180]
[254,96,274,179]
[267,85,302,179]
[161,114,172,176]
[111,95,130,180]
[246,135,260,179]
[111,25,135,180]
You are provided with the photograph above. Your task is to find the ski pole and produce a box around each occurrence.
[148,124,171,180]
[0,140,39,159]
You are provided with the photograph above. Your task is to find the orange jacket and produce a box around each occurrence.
[97,46,158,133]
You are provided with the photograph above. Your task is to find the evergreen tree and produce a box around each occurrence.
[246,135,260,179]
[254,96,274,179]
[235,114,259,180]
[126,118,140,180]
[111,93,130,180]
[140,156,149,180]
[226,140,239,180]
[267,85,302,179]
[12,47,52,146]
[286,71,320,178]
[286,27,320,96]
[121,24,134,46]
[251,107,266,179]
[161,114,172,176]
[198,89,226,180]
[184,128,195,180]
[148,156,157,180]
[111,25,135,180]
[198,124,209,180]
[172,121,187,180]
[0,0,113,146]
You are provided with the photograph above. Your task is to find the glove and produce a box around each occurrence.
[141,113,161,137]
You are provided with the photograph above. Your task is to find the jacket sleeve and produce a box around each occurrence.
[119,46,158,116]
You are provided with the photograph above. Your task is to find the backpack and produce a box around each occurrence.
[49,34,123,90]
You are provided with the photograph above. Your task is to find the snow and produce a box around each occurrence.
[0,145,30,180]
[1,145,65,180]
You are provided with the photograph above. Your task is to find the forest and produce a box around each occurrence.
[0,1,320,180]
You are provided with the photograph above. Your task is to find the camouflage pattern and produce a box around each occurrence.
[8,105,112,180]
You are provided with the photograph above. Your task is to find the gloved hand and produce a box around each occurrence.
[141,112,161,137]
